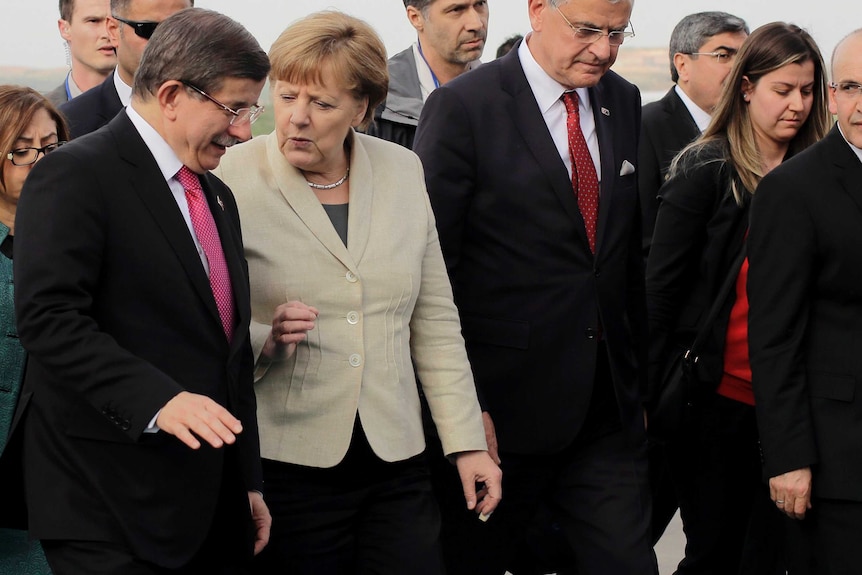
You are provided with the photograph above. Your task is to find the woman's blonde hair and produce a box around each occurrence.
[269,11,388,130]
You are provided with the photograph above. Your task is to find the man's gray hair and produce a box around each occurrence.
[403,0,434,13]
[133,8,269,99]
[669,12,749,82]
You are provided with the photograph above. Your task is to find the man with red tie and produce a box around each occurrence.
[11,9,271,574]
[413,0,652,573]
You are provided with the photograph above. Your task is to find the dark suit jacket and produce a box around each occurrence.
[639,87,700,256]
[414,46,648,454]
[645,140,748,403]
[59,72,123,139]
[748,125,862,501]
[11,111,260,568]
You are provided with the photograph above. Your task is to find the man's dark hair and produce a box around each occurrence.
[134,8,269,98]
[59,0,74,22]
[496,34,523,59]
[403,0,434,12]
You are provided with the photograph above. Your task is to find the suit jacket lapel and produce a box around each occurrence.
[830,126,862,216]
[589,80,615,255]
[665,88,700,143]
[500,52,588,246]
[345,131,372,265]
[200,172,250,353]
[99,73,124,125]
[265,133,358,273]
[110,112,222,330]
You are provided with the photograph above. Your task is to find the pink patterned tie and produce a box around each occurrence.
[176,166,235,342]
[562,91,599,254]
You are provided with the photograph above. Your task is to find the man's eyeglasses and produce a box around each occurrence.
[181,81,265,127]
[830,81,862,99]
[6,142,66,166]
[554,4,634,47]
[112,14,159,40]
[685,51,738,64]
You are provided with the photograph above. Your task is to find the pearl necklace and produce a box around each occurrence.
[305,169,349,190]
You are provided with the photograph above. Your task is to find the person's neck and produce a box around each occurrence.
[418,40,469,86]
[0,206,15,235]
[71,64,112,92]
[117,65,135,89]
[758,136,790,176]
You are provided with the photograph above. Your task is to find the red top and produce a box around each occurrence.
[717,256,755,406]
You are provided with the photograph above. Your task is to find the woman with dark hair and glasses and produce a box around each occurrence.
[647,23,830,575]
[0,84,69,575]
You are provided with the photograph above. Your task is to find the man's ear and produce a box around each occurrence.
[59,19,72,42]
[406,6,425,33]
[157,81,185,121]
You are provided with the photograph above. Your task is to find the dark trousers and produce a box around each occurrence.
[784,498,862,575]
[439,348,654,575]
[42,454,254,575]
[648,438,679,544]
[253,421,444,575]
[668,393,786,575]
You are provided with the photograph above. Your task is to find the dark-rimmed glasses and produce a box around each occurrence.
[685,51,737,64]
[112,14,159,40]
[830,81,862,99]
[6,142,66,166]
[554,4,634,46]
[180,81,264,127]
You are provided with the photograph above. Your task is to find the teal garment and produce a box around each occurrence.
[0,223,51,574]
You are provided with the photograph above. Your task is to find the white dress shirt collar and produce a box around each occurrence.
[674,84,711,133]
[113,68,133,108]
[518,34,601,182]
[126,104,183,181]
[836,122,862,166]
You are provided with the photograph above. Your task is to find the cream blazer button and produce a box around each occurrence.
[348,354,362,367]
[347,311,360,325]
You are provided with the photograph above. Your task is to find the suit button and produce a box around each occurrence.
[594,268,601,277]
[346,271,358,283]
[120,420,131,431]
[346,311,359,325]
[348,354,362,367]
[585,328,598,340]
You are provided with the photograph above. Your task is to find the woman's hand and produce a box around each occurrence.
[454,450,503,521]
[261,301,319,360]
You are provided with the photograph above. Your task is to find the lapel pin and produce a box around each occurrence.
[217,196,225,211]
[601,107,610,116]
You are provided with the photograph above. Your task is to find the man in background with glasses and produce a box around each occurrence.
[749,28,862,575]
[414,0,653,573]
[639,12,748,258]
[13,8,271,574]
[59,0,191,139]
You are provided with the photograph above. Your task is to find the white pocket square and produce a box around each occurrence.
[619,159,636,176]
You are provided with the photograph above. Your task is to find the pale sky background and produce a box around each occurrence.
[0,1,854,75]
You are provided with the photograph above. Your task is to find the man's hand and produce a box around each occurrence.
[261,301,319,360]
[482,411,500,464]
[770,466,812,520]
[156,391,243,449]
[454,450,502,521]
[248,491,271,556]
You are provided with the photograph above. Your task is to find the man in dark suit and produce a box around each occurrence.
[12,9,271,574]
[639,11,748,256]
[60,0,191,139]
[748,28,862,575]
[414,1,652,573]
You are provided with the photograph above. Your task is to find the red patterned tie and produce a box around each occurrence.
[176,166,235,342]
[562,91,599,253]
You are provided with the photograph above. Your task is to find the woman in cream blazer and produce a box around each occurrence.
[213,12,500,575]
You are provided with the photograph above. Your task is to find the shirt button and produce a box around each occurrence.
[346,271,358,283]
[347,311,359,325]
[349,354,362,367]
